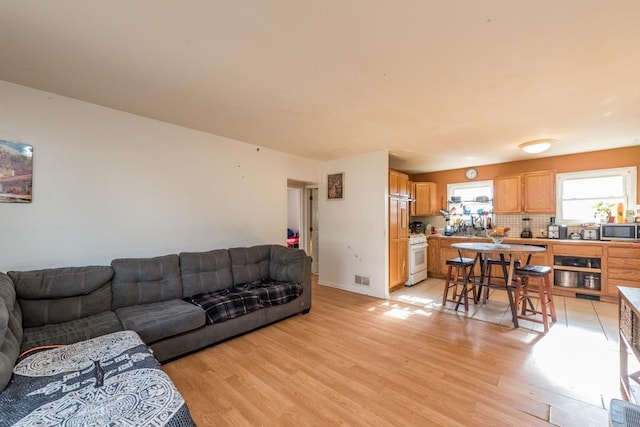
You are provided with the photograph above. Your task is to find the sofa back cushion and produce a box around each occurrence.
[229,245,272,285]
[179,250,233,297]
[269,245,308,283]
[8,266,114,328]
[111,254,182,309]
[0,272,23,392]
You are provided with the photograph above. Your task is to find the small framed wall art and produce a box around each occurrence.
[327,172,344,200]
[0,139,33,203]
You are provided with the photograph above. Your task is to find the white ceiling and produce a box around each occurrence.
[1,1,639,173]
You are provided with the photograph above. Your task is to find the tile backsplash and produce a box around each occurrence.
[412,214,583,238]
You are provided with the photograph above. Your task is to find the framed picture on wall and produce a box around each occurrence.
[0,139,33,203]
[327,172,344,200]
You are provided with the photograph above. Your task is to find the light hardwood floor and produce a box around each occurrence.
[163,276,621,426]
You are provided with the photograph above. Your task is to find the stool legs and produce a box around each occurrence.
[480,259,520,304]
[514,273,556,331]
[442,264,476,312]
[442,265,457,307]
[480,262,501,303]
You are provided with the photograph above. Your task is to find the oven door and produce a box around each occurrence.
[409,243,427,274]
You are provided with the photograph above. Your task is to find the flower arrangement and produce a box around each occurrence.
[592,201,615,223]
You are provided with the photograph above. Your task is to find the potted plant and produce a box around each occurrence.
[592,201,616,223]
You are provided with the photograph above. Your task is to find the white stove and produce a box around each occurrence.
[409,234,428,245]
[407,234,428,286]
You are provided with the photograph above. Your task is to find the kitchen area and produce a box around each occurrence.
[388,146,640,304]
[425,233,640,304]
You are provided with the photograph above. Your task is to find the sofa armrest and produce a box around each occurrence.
[0,272,22,392]
[269,245,307,283]
[269,245,311,312]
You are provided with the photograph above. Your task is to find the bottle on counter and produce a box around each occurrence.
[485,216,492,229]
[444,218,452,236]
[616,203,625,223]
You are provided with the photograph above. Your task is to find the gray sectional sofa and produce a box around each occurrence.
[0,244,311,425]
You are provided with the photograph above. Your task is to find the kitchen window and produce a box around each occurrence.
[556,167,637,224]
[447,180,493,214]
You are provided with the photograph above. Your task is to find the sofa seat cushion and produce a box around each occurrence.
[21,311,123,353]
[185,289,263,324]
[238,280,303,306]
[115,300,205,344]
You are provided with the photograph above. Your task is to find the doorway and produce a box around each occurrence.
[286,181,318,274]
[310,187,319,274]
[287,187,302,248]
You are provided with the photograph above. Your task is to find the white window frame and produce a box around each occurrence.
[556,166,637,225]
[447,180,494,215]
[447,180,494,200]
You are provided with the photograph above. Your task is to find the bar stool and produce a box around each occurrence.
[442,257,477,312]
[479,257,521,303]
[513,265,557,331]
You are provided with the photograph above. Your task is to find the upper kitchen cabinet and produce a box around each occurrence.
[523,171,556,213]
[493,170,556,213]
[413,182,438,216]
[389,170,410,198]
[493,174,522,213]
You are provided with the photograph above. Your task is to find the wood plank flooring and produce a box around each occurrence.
[163,276,621,426]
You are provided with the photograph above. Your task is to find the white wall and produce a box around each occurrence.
[0,81,321,270]
[319,151,389,299]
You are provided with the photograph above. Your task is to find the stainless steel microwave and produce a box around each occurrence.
[600,223,639,240]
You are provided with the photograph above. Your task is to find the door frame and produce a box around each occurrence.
[287,180,314,254]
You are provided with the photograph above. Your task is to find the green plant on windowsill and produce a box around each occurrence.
[592,201,616,223]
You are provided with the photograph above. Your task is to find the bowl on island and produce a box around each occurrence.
[486,227,510,245]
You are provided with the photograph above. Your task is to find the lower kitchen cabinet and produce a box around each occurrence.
[428,238,483,277]
[607,246,640,298]
[389,239,409,290]
[437,240,463,275]
[426,237,439,277]
[426,235,640,303]
[549,242,604,300]
[389,196,409,291]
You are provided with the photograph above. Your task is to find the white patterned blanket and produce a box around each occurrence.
[0,331,195,427]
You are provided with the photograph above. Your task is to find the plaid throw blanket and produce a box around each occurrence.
[185,281,303,325]
[185,289,262,324]
[238,280,303,307]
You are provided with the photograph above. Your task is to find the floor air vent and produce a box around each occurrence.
[610,399,640,427]
[355,275,370,286]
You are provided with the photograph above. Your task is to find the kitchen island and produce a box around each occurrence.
[427,234,640,303]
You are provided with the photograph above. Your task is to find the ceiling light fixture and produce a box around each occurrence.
[518,139,554,154]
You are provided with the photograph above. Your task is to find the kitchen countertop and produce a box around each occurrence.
[427,234,640,245]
